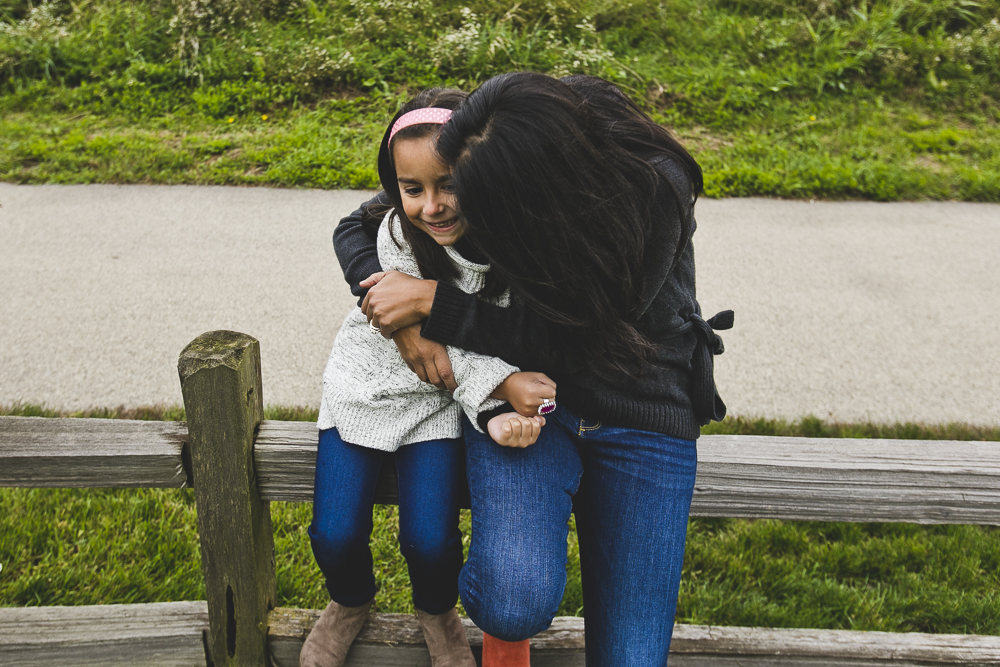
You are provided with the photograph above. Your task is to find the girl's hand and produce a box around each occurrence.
[361,271,437,337]
[487,412,546,448]
[491,372,557,417]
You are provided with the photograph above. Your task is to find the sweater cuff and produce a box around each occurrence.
[421,281,467,346]
[476,402,512,435]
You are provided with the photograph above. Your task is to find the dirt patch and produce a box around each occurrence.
[914,155,948,173]
[675,125,734,153]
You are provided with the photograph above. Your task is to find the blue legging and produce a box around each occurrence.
[309,427,466,614]
[459,408,697,666]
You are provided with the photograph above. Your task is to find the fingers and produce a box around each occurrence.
[503,415,543,448]
[359,271,388,288]
[488,412,546,447]
[411,361,430,384]
[361,291,373,321]
[434,352,458,392]
[423,361,444,390]
[536,373,557,391]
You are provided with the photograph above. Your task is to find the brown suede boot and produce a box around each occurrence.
[415,608,476,667]
[299,599,373,667]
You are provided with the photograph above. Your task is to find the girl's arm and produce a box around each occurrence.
[449,353,554,448]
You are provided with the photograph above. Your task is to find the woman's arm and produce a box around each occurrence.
[361,271,578,374]
[336,196,458,390]
[333,191,391,303]
[338,197,580,375]
[637,156,695,315]
[356,160,693,374]
[421,282,577,373]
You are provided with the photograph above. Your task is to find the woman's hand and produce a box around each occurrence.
[391,324,457,391]
[487,412,546,448]
[491,372,557,417]
[361,271,437,337]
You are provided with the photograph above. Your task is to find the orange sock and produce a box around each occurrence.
[482,633,530,667]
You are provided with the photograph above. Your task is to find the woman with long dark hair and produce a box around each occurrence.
[335,72,730,666]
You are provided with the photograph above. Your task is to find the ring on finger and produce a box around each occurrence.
[538,398,557,416]
[369,321,381,336]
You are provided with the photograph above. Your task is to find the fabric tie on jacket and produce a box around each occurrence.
[689,310,733,425]
[648,309,733,425]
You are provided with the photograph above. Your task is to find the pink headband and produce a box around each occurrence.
[389,107,453,144]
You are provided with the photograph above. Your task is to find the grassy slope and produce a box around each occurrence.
[1,0,999,199]
[2,406,998,634]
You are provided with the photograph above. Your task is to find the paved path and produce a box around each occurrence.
[1,183,997,426]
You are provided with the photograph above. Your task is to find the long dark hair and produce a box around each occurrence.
[560,74,703,276]
[560,75,702,198]
[362,88,470,285]
[436,72,699,378]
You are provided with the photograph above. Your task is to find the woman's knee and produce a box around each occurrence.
[459,555,565,641]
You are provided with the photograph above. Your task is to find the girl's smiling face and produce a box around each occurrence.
[393,135,464,246]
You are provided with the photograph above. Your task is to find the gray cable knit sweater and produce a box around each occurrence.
[318,211,516,451]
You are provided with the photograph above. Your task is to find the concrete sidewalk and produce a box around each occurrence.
[1,183,997,426]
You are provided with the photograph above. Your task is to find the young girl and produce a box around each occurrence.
[300,89,557,667]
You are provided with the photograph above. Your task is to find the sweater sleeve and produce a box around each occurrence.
[447,346,518,434]
[333,191,391,304]
[637,156,694,316]
[421,284,581,376]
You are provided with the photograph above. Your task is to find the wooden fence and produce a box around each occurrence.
[2,329,1000,666]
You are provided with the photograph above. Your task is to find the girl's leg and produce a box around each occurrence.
[393,437,467,614]
[573,424,697,667]
[395,437,476,666]
[309,427,385,606]
[459,414,584,642]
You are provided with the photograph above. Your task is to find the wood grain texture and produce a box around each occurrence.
[254,427,1000,525]
[267,609,584,667]
[5,417,997,525]
[0,601,208,666]
[670,624,1000,663]
[5,604,996,666]
[693,435,1000,524]
[267,610,1000,666]
[254,420,402,505]
[0,416,190,488]
[179,330,276,667]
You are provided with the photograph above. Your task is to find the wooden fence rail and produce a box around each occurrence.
[2,329,1000,667]
[6,418,1000,525]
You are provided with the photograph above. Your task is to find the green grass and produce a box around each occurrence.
[2,405,999,634]
[1,0,999,199]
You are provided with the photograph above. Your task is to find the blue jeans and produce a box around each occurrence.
[459,408,696,666]
[309,428,466,614]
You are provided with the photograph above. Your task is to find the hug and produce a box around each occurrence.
[302,71,730,667]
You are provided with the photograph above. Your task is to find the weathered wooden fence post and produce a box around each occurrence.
[179,330,276,667]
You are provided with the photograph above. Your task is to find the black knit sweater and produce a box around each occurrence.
[333,157,728,441]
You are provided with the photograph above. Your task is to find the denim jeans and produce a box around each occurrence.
[309,427,466,614]
[459,407,697,666]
